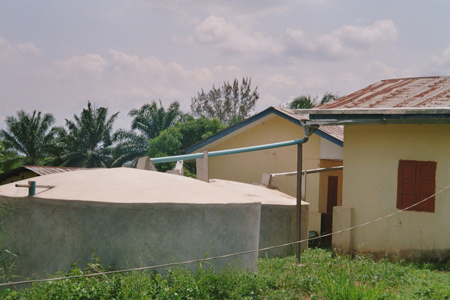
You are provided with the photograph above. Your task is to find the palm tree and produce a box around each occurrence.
[110,129,148,167]
[112,101,183,167]
[0,110,56,166]
[128,100,182,140]
[0,141,22,172]
[320,92,339,105]
[289,95,316,109]
[57,101,119,168]
[289,92,339,109]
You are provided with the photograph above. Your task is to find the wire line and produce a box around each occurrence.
[1,182,449,288]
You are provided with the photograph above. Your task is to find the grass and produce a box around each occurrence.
[4,248,450,299]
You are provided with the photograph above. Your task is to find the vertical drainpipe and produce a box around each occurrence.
[296,142,304,262]
[297,123,319,263]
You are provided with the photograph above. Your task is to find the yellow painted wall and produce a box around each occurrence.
[341,124,450,258]
[201,116,323,212]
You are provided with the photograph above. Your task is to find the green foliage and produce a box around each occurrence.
[289,95,316,109]
[148,116,225,173]
[7,248,450,299]
[53,101,119,168]
[320,91,339,105]
[0,110,56,167]
[110,130,148,168]
[0,141,21,173]
[129,101,182,140]
[111,101,183,168]
[288,92,339,109]
[190,77,259,125]
[148,127,183,172]
[0,230,19,285]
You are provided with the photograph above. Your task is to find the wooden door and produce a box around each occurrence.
[327,176,338,213]
[321,176,338,247]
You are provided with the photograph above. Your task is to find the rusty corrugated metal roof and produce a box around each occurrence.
[317,76,450,109]
[22,166,85,176]
[272,106,344,141]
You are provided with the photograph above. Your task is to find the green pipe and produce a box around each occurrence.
[29,181,36,196]
[151,137,309,164]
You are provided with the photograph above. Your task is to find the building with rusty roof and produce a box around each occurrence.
[297,76,450,259]
[186,106,344,238]
[0,165,85,185]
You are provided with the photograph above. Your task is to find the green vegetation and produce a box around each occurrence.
[288,92,339,109]
[0,110,56,167]
[0,78,255,173]
[149,115,225,173]
[4,248,450,299]
[190,77,259,126]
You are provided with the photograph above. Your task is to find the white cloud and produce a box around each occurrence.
[443,45,450,61]
[333,20,398,48]
[364,60,399,80]
[286,19,398,58]
[410,45,450,75]
[0,36,40,64]
[285,29,316,52]
[53,54,109,79]
[46,49,249,120]
[157,0,294,17]
[194,16,284,55]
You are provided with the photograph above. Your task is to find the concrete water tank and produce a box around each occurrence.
[209,180,309,258]
[0,168,262,281]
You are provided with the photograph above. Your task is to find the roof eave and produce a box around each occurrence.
[294,108,450,115]
[185,107,343,153]
[304,115,450,126]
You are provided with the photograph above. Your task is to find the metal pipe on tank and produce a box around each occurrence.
[29,181,36,196]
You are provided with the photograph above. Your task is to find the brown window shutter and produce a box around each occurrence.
[397,160,416,210]
[397,160,436,212]
[415,161,436,212]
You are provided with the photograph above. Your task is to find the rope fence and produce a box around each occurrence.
[0,182,449,288]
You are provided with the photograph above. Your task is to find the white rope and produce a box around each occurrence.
[1,183,449,288]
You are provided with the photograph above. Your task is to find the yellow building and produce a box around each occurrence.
[185,106,344,237]
[302,76,450,259]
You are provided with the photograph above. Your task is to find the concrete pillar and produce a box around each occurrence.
[196,151,209,182]
[332,206,352,254]
[137,157,157,171]
[167,160,184,176]
[260,173,275,188]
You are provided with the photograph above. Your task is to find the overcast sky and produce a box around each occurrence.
[1,0,450,130]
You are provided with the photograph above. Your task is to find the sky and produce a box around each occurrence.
[1,0,450,130]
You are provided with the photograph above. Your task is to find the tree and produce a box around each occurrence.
[0,110,56,166]
[288,92,339,109]
[0,140,22,173]
[149,116,225,174]
[190,77,259,125]
[55,101,119,168]
[111,101,183,167]
[288,95,316,109]
[128,101,182,140]
[319,92,339,105]
[110,129,148,168]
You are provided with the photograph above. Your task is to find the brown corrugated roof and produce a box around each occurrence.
[317,77,450,109]
[22,166,85,176]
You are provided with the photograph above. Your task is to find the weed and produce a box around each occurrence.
[5,248,450,299]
